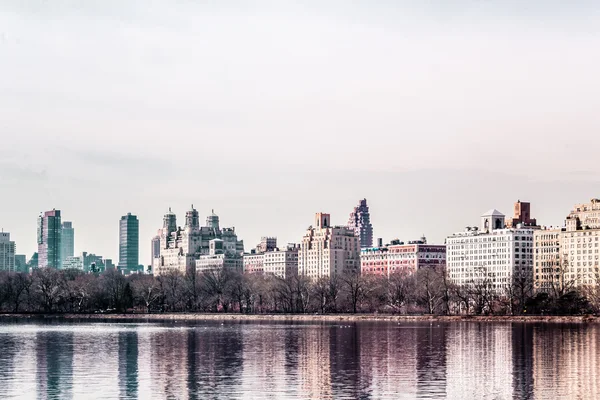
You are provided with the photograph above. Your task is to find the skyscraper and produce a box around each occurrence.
[37,209,62,269]
[119,213,139,273]
[61,221,74,267]
[0,231,16,272]
[151,231,161,265]
[298,212,361,279]
[348,199,374,249]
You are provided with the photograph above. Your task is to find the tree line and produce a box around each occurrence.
[0,266,595,315]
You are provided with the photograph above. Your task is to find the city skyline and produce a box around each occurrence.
[2,1,600,266]
[0,194,597,267]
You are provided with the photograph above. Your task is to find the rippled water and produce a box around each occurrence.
[0,319,599,399]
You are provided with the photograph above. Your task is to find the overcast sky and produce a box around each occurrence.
[1,1,600,264]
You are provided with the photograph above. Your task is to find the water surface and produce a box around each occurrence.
[0,319,598,399]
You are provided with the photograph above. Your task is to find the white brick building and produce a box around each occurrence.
[446,209,534,293]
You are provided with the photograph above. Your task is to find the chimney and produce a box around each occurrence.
[377,238,383,247]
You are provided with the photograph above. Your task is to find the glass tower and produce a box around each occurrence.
[61,221,75,267]
[37,209,62,269]
[119,213,139,273]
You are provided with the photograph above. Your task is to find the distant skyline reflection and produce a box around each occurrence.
[0,320,598,399]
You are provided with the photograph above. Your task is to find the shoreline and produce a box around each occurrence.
[1,313,598,323]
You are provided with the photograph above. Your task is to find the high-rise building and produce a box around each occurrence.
[61,221,75,267]
[298,212,360,279]
[446,209,534,293]
[15,254,27,273]
[0,231,16,272]
[559,198,600,288]
[27,252,38,270]
[533,228,562,293]
[153,206,244,276]
[348,199,374,249]
[151,232,161,265]
[119,213,139,273]
[565,198,600,231]
[37,209,62,269]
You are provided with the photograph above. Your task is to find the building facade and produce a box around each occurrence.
[256,237,277,253]
[0,232,16,272]
[263,244,299,278]
[533,229,562,293]
[361,239,446,277]
[298,213,360,279]
[243,253,265,274]
[15,254,26,273]
[446,209,534,293]
[151,232,161,267]
[561,229,600,287]
[153,207,244,276]
[348,199,374,249]
[506,200,538,228]
[37,209,62,269]
[537,199,600,290]
[565,198,600,231]
[61,221,75,267]
[119,213,139,273]
[243,240,299,279]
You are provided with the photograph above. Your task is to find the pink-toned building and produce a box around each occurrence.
[361,239,446,277]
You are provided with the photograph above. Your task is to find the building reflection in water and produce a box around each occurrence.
[36,330,74,399]
[3,321,600,399]
[533,324,600,398]
[118,331,138,399]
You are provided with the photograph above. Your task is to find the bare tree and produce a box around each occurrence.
[415,267,444,314]
[158,269,186,312]
[131,274,161,312]
[1,272,32,313]
[549,258,580,299]
[468,265,495,315]
[32,268,64,312]
[341,271,366,314]
[201,268,233,312]
[387,270,412,313]
[101,268,129,312]
[312,277,329,314]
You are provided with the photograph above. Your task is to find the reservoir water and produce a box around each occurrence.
[0,320,598,399]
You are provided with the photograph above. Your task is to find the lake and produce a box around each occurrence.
[0,319,598,399]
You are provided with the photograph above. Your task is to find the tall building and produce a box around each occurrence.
[298,212,360,279]
[37,209,62,269]
[15,254,27,273]
[361,238,446,277]
[151,232,161,266]
[446,209,534,293]
[533,228,562,293]
[153,206,244,276]
[27,252,38,270]
[506,200,538,228]
[532,198,600,291]
[565,198,600,231]
[119,213,139,273]
[0,231,16,272]
[61,221,75,267]
[348,199,374,249]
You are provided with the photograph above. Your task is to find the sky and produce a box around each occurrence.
[1,1,600,264]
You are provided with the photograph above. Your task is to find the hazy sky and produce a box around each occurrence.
[1,1,600,264]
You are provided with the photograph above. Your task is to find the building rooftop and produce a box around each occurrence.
[482,209,505,217]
